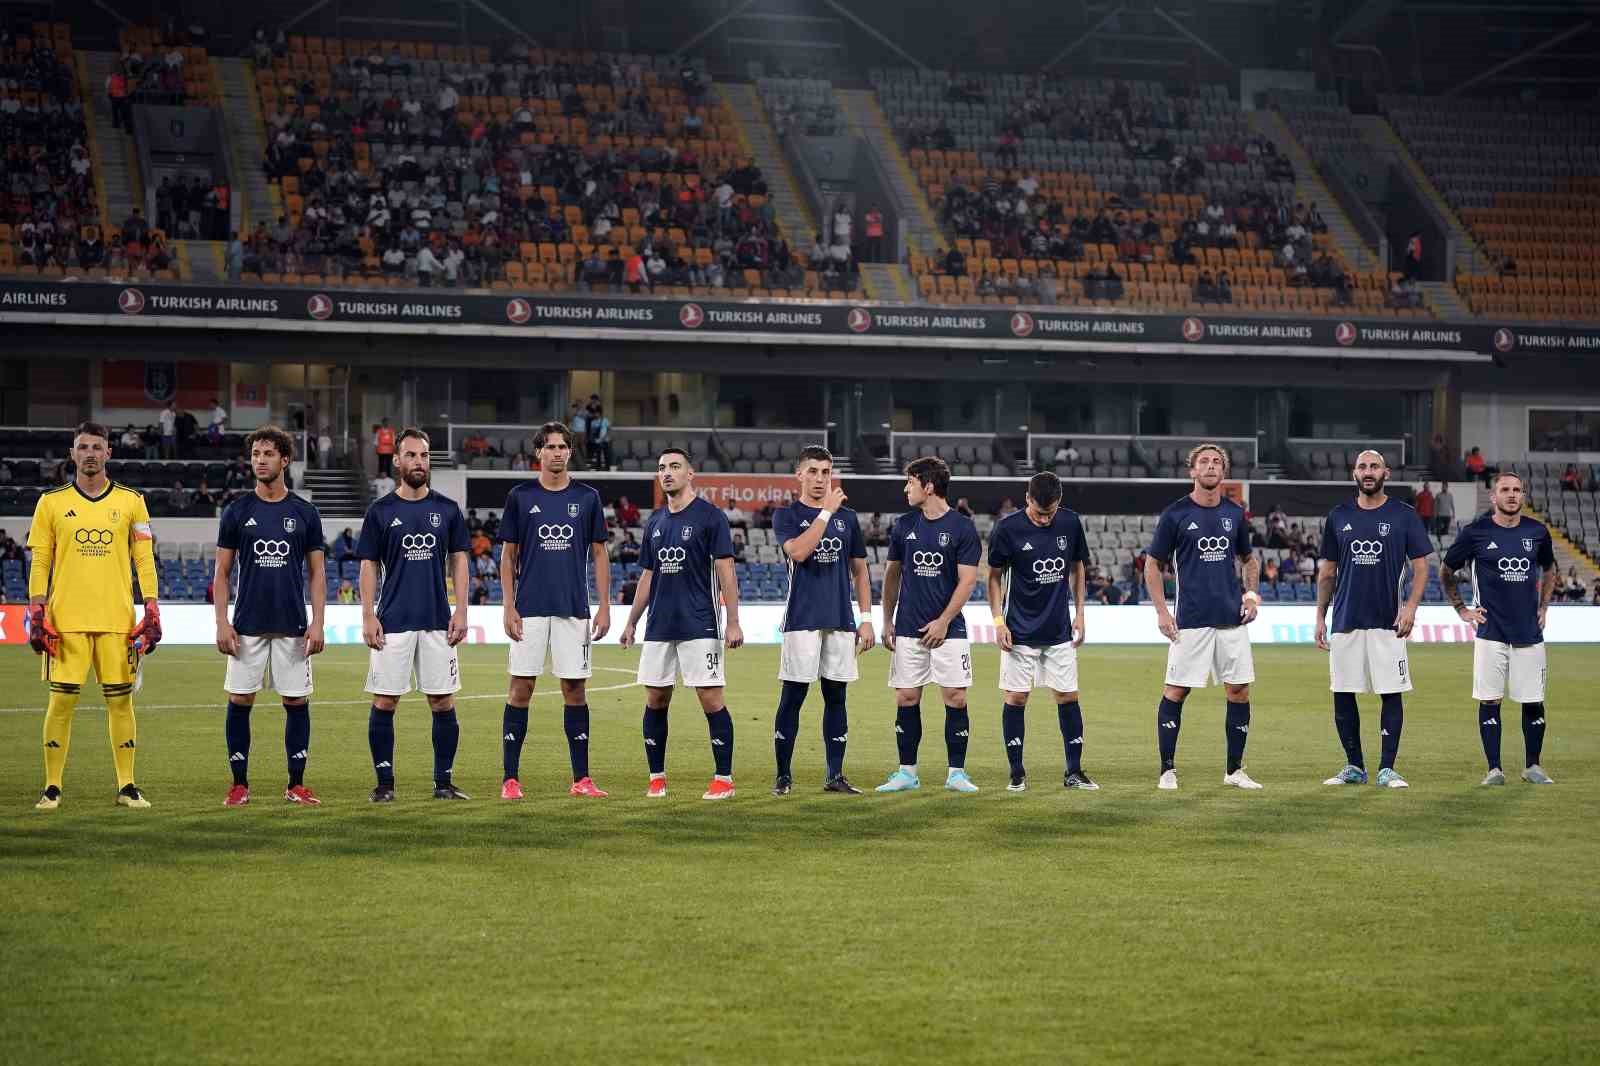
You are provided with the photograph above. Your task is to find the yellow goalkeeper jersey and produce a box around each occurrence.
[27,482,159,633]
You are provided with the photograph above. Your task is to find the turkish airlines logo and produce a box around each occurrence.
[1492,328,1515,354]
[1181,317,1205,342]
[847,307,873,333]
[506,298,532,324]
[679,303,704,329]
[1335,321,1357,346]
[117,288,145,315]
[1009,311,1034,338]
[307,293,334,320]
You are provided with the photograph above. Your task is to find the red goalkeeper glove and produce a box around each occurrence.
[27,603,60,657]
[129,600,163,654]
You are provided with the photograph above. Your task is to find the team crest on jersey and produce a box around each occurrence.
[834,518,846,532]
[1056,536,1068,550]
[568,502,581,517]
[680,525,694,540]
[1378,522,1391,536]
[108,509,120,523]
[1523,538,1534,552]
[938,532,951,547]
[429,512,442,528]
[284,517,297,533]
[1221,517,1233,531]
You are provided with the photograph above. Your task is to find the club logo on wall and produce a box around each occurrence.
[143,361,176,403]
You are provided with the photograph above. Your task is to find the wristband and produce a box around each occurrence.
[1243,591,1260,602]
[815,510,833,525]
[992,614,1006,627]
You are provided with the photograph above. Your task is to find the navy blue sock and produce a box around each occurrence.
[643,706,669,774]
[1002,704,1026,775]
[1479,701,1502,770]
[564,704,591,780]
[895,704,922,767]
[1157,696,1183,772]
[225,700,251,786]
[1058,700,1084,774]
[1333,691,1364,768]
[1225,701,1250,773]
[945,705,970,769]
[820,678,849,778]
[773,680,807,778]
[502,703,529,781]
[1521,702,1547,767]
[368,706,395,787]
[1379,693,1403,771]
[707,708,734,776]
[431,706,459,788]
[284,702,310,786]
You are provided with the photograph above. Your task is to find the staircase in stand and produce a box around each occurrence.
[83,51,139,230]
[1249,109,1380,274]
[300,468,368,519]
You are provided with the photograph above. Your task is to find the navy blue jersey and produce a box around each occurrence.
[987,508,1090,647]
[1443,515,1555,645]
[774,502,866,632]
[217,493,325,636]
[498,479,607,619]
[887,508,981,638]
[641,496,734,641]
[355,491,470,632]
[1319,498,1432,634]
[1147,495,1253,629]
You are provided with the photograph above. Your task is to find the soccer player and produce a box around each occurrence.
[986,471,1097,792]
[770,445,874,795]
[877,456,982,794]
[1313,449,1431,789]
[1441,472,1559,786]
[619,448,744,800]
[498,421,611,799]
[27,421,161,811]
[1143,443,1262,791]
[357,428,472,802]
[213,426,327,806]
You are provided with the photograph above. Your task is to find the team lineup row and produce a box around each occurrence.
[23,423,1561,810]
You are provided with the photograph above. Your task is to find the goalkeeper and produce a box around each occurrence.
[27,422,162,811]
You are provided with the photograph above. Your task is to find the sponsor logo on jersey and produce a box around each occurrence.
[245,517,257,527]
[538,523,576,550]
[1196,535,1230,562]
[253,539,292,567]
[911,550,944,577]
[656,546,688,574]
[390,517,403,527]
[1349,540,1384,565]
[1031,556,1067,584]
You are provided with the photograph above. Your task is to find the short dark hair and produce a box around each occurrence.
[905,455,951,498]
[1492,470,1524,489]
[1027,471,1062,508]
[73,421,109,444]
[535,421,574,450]
[796,444,832,467]
[397,427,430,449]
[246,425,294,461]
[659,447,692,467]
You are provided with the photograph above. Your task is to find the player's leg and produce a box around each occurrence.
[816,631,861,792]
[1473,638,1508,785]
[878,639,929,791]
[95,635,148,807]
[1511,644,1553,783]
[221,634,269,804]
[999,644,1036,791]
[420,631,467,799]
[774,630,819,794]
[638,640,678,796]
[1158,627,1211,787]
[37,634,91,809]
[548,617,603,795]
[365,629,417,801]
[503,616,548,798]
[1044,641,1092,789]
[686,639,734,800]
[1325,631,1368,784]
[937,640,976,792]
[1371,630,1412,788]
[1217,627,1261,789]
[271,636,317,804]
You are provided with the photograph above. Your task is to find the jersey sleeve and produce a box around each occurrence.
[25,494,54,599]
[1148,509,1177,562]
[304,505,326,557]
[886,518,905,562]
[986,521,1012,568]
[1234,512,1253,560]
[771,505,799,547]
[1405,512,1432,560]
[498,488,523,544]
[130,492,157,601]
[1537,529,1556,569]
[1318,515,1338,562]
[848,512,867,559]
[448,505,471,554]
[710,512,734,559]
[217,502,241,550]
[1070,515,1090,563]
[588,492,608,544]
[957,520,981,566]
[1442,526,1473,571]
[639,518,656,571]
[355,506,383,561]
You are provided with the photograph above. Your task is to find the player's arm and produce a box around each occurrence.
[985,561,1011,650]
[590,541,612,639]
[619,568,653,647]
[129,496,161,652]
[1143,554,1177,641]
[921,563,977,648]
[1537,562,1558,633]
[1396,555,1427,638]
[881,560,901,649]
[715,555,743,648]
[849,556,875,651]
[359,559,385,649]
[25,497,59,655]
[1238,550,1260,623]
[1313,560,1336,650]
[305,549,326,654]
[1439,536,1485,626]
[447,549,470,645]
[1072,559,1087,647]
[214,546,240,654]
[782,485,847,562]
[499,540,522,639]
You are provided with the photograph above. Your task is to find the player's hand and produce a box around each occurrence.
[447,608,468,647]
[304,624,325,657]
[1537,603,1548,634]
[1394,603,1418,639]
[619,623,636,649]
[855,620,876,654]
[129,600,163,654]
[592,603,612,641]
[882,618,895,651]
[1314,619,1329,652]
[363,613,386,650]
[503,605,524,641]
[216,619,241,656]
[1455,604,1486,629]
[725,620,744,649]
[27,602,60,658]
[1156,610,1179,643]
[994,620,1014,652]
[1072,614,1086,649]
[1239,592,1259,624]
[821,484,847,514]
[919,616,950,648]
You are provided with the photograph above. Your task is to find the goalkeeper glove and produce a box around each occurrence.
[27,603,60,657]
[129,600,163,654]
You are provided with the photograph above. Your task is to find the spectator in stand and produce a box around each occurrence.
[1054,440,1080,466]
[1434,481,1455,535]
[863,204,885,261]
[954,497,974,518]
[1415,482,1435,530]
[721,500,748,531]
[462,431,491,460]
[587,405,611,469]
[1463,447,1491,486]
[170,479,191,514]
[208,398,227,439]
[159,400,178,459]
[334,527,358,561]
[1591,577,1600,605]
[119,425,142,456]
[615,495,641,528]
[1263,557,1280,584]
[194,479,219,514]
[995,497,1018,519]
[372,470,396,497]
[1266,504,1289,547]
[1561,464,1584,492]
[617,531,640,565]
[1560,567,1586,602]
[1404,231,1423,282]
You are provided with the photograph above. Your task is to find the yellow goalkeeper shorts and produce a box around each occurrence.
[42,632,143,691]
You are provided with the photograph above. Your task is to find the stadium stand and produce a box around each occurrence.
[756,75,841,139]
[1382,95,1600,321]
[112,23,217,108]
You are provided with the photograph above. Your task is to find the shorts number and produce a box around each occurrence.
[960,653,971,672]
[706,651,721,673]
[1397,657,1407,679]
[449,658,459,681]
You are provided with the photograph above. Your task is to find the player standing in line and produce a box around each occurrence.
[28,422,161,811]
[498,422,611,799]
[1314,450,1432,789]
[1143,444,1263,791]
[1441,472,1559,786]
[214,426,327,806]
[619,448,744,800]
[770,445,874,796]
[357,428,472,802]
[986,471,1097,792]
[877,456,982,794]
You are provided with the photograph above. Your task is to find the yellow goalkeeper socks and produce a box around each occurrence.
[104,683,138,789]
[44,683,80,788]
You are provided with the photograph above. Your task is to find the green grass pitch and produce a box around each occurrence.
[0,641,1595,1065]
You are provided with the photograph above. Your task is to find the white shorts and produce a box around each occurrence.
[1165,626,1255,688]
[223,634,313,698]
[365,630,461,696]
[1329,629,1412,694]
[638,638,725,688]
[779,629,860,683]
[1472,639,1547,703]
[999,642,1079,694]
[889,637,973,690]
[508,616,592,679]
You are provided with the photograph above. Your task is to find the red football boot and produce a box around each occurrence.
[702,777,736,801]
[500,778,524,800]
[283,784,321,806]
[568,777,608,798]
[223,784,250,807]
[645,775,668,799]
